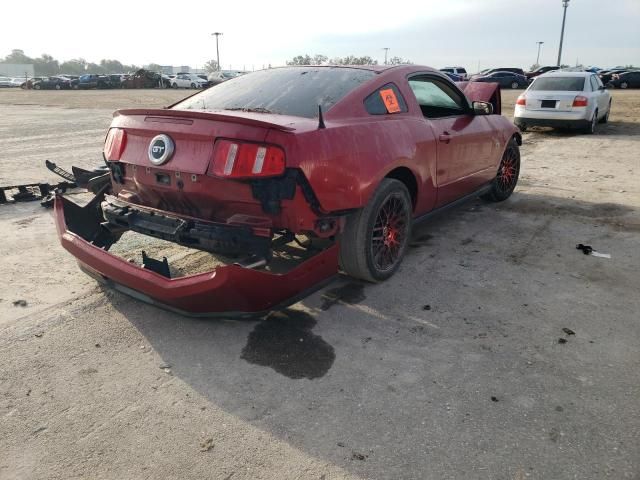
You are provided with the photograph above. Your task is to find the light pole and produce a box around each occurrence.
[536,41,544,66]
[557,0,570,67]
[211,32,223,71]
[382,47,390,65]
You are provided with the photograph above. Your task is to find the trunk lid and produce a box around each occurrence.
[111,108,316,174]
[107,109,318,223]
[523,91,581,112]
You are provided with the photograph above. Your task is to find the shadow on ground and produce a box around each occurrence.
[523,119,640,139]
[104,191,640,479]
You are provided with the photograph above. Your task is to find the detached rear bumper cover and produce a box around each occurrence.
[54,195,338,317]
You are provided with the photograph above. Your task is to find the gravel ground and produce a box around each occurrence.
[0,88,639,480]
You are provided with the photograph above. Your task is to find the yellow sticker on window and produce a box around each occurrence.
[380,88,401,113]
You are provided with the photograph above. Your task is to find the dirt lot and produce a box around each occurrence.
[0,88,639,480]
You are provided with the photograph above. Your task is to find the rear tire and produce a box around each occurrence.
[339,179,413,283]
[482,138,520,202]
[190,82,196,88]
[584,110,597,134]
[599,101,611,123]
[34,84,41,90]
[620,82,628,89]
[511,81,519,89]
[172,83,178,89]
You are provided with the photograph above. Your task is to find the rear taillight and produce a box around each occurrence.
[516,95,526,106]
[210,139,285,178]
[572,96,589,107]
[104,128,127,161]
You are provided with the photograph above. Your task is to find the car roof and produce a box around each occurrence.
[541,71,595,78]
[269,64,404,73]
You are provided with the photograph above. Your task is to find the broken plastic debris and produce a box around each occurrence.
[576,244,610,258]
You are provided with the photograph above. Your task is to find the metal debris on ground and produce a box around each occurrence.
[576,243,611,258]
[0,160,111,208]
[0,182,74,206]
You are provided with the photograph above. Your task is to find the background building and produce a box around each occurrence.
[0,63,34,77]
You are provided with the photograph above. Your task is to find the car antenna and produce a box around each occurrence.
[317,105,326,129]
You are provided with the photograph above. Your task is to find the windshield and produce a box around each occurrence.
[173,67,376,118]
[530,77,585,91]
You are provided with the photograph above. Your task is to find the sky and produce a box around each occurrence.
[2,0,639,71]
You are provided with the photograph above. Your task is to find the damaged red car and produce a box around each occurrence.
[55,65,521,317]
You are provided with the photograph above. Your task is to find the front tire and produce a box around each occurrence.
[620,82,628,89]
[483,139,520,202]
[511,81,519,89]
[172,82,178,89]
[339,179,413,283]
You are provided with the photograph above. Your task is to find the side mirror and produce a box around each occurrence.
[473,101,494,115]
[599,85,606,90]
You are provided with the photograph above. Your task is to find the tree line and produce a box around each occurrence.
[0,49,162,76]
[286,54,411,66]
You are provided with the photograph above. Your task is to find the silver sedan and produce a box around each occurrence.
[514,71,611,134]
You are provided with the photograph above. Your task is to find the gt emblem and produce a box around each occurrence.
[148,134,175,165]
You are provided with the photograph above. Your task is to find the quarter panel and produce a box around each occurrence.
[269,117,438,214]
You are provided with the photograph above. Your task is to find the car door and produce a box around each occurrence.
[491,73,507,87]
[407,75,499,207]
[502,73,515,87]
[589,75,606,114]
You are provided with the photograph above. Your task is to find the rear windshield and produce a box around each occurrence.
[530,77,585,91]
[173,67,376,118]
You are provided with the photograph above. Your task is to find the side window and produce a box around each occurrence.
[589,76,599,91]
[364,83,408,115]
[408,77,468,118]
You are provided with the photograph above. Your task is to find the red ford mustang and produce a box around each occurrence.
[55,65,521,317]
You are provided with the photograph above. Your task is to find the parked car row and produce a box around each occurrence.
[3,69,250,91]
[436,65,639,90]
[0,76,26,87]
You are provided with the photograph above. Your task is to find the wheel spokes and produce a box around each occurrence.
[371,193,410,271]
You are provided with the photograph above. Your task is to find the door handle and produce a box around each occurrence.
[439,132,452,144]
